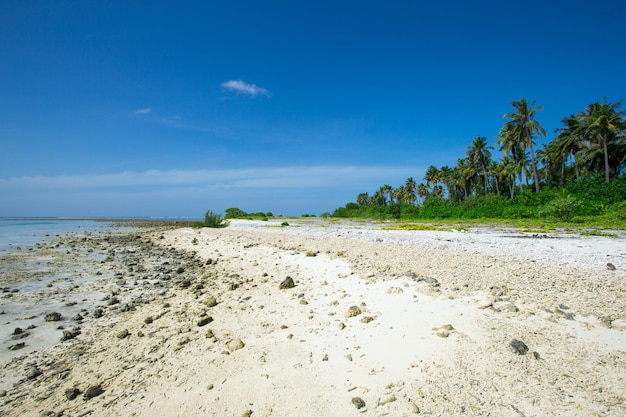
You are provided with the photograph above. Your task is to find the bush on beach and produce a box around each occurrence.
[195,210,229,228]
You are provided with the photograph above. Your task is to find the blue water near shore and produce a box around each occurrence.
[0,219,114,253]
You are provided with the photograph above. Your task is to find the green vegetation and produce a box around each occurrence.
[224,207,274,220]
[195,210,229,228]
[332,98,626,229]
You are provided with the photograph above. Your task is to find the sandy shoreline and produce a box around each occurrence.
[1,219,625,416]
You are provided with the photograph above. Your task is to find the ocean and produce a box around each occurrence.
[0,218,115,254]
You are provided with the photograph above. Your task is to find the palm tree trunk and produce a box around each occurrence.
[571,150,580,180]
[602,134,610,182]
[527,134,540,192]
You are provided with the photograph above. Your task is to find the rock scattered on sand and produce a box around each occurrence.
[8,342,26,351]
[116,329,130,339]
[61,328,81,341]
[240,410,253,417]
[198,316,214,327]
[360,316,376,324]
[204,295,218,307]
[65,387,80,400]
[352,397,366,409]
[45,312,62,322]
[508,338,529,355]
[386,286,404,294]
[227,338,245,352]
[92,308,103,318]
[345,305,362,318]
[279,276,295,289]
[83,384,104,399]
[26,366,42,380]
[606,262,616,271]
[433,324,455,338]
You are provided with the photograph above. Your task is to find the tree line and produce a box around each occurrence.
[353,97,625,209]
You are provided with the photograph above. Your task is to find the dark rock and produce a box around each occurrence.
[26,366,42,380]
[606,262,616,271]
[176,267,185,274]
[144,316,154,324]
[83,384,104,399]
[107,297,120,306]
[352,397,366,409]
[508,338,529,355]
[13,327,23,335]
[61,328,81,341]
[45,312,62,322]
[179,279,192,289]
[279,277,295,290]
[72,313,84,322]
[8,342,26,351]
[228,282,239,291]
[92,308,104,318]
[65,387,81,400]
[198,316,214,327]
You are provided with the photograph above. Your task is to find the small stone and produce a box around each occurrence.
[65,387,80,400]
[8,342,26,351]
[532,351,541,360]
[386,287,404,294]
[606,262,616,271]
[227,338,245,352]
[279,277,295,290]
[0,390,6,397]
[338,322,346,330]
[477,296,495,309]
[13,327,23,335]
[61,328,81,341]
[204,296,218,307]
[360,316,375,324]
[198,316,214,327]
[207,384,214,390]
[352,397,366,409]
[306,251,316,257]
[508,338,529,355]
[116,329,130,339]
[26,366,42,380]
[83,384,104,399]
[241,410,253,417]
[144,316,154,324]
[345,305,362,318]
[322,353,329,361]
[92,308,103,318]
[45,312,62,322]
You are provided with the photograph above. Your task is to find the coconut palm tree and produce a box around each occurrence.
[578,99,625,182]
[381,184,394,205]
[500,98,546,192]
[403,177,417,205]
[466,135,493,194]
[424,166,440,191]
[553,114,583,181]
[357,192,370,208]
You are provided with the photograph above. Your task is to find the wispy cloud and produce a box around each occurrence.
[221,80,270,97]
[135,107,152,114]
[0,166,414,190]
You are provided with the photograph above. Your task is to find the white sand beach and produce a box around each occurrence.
[1,219,625,416]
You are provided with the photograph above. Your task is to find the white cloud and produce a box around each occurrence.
[135,108,152,114]
[221,80,270,97]
[0,166,414,190]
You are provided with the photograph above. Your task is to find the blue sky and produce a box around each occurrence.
[1,1,625,218]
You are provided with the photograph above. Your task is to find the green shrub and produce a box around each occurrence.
[539,195,581,222]
[281,221,290,227]
[199,210,229,228]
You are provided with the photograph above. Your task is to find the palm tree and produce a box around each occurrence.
[417,183,430,203]
[553,114,583,181]
[357,192,370,208]
[371,190,385,206]
[438,166,453,198]
[403,177,417,205]
[466,136,493,194]
[500,156,517,198]
[500,98,546,192]
[424,166,440,191]
[579,99,625,182]
[381,184,394,205]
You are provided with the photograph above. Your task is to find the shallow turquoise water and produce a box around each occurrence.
[0,219,113,253]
